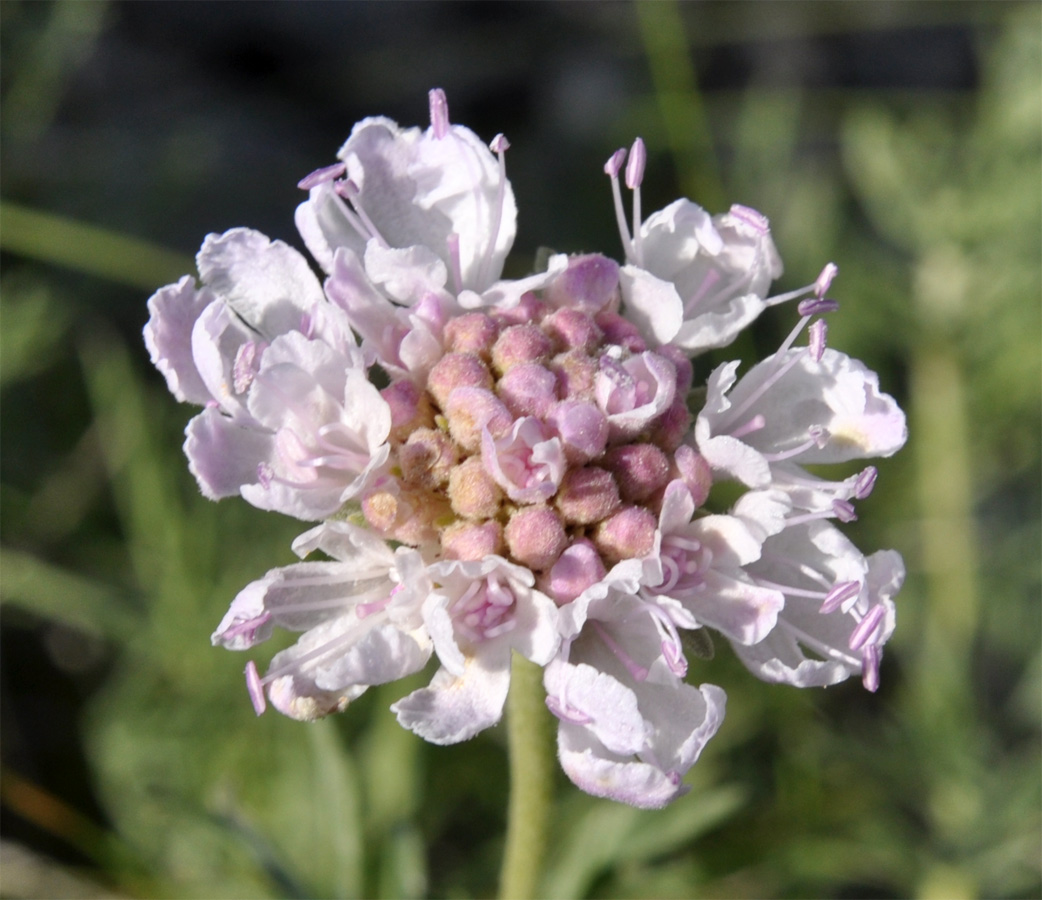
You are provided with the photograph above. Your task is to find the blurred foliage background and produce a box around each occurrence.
[1,2,1039,898]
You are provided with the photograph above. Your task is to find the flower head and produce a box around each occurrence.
[146,90,907,809]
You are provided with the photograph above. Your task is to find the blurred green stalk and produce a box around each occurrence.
[498,653,554,900]
[0,201,194,289]
[635,0,725,211]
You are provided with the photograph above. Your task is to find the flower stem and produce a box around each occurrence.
[498,653,553,900]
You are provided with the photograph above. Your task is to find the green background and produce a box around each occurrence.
[2,2,1039,897]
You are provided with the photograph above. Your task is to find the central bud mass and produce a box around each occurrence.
[362,255,694,605]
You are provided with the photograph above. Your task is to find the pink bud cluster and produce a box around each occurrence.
[364,256,705,604]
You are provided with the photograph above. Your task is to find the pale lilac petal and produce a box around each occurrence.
[555,678,726,809]
[683,569,784,645]
[184,407,273,500]
[544,659,646,756]
[392,654,512,744]
[295,183,359,273]
[190,299,260,422]
[363,240,449,303]
[196,228,324,338]
[618,265,683,346]
[211,578,274,650]
[143,276,215,404]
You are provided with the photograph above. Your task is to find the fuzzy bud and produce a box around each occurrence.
[491,324,554,375]
[542,538,607,605]
[506,505,567,571]
[592,505,657,563]
[443,312,499,360]
[603,443,670,503]
[426,352,493,409]
[448,456,503,519]
[442,520,504,561]
[444,387,512,452]
[497,362,558,418]
[554,466,620,525]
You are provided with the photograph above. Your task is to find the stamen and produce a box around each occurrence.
[861,644,881,692]
[854,466,878,499]
[624,138,646,190]
[635,598,688,678]
[593,621,648,682]
[330,181,378,243]
[729,414,766,439]
[297,161,347,191]
[762,428,829,463]
[814,262,838,297]
[447,233,463,295]
[849,603,886,651]
[832,499,857,522]
[476,135,509,289]
[245,660,266,715]
[604,148,634,260]
[257,462,273,489]
[808,318,827,361]
[626,138,646,266]
[603,147,627,179]
[661,640,688,678]
[753,577,828,600]
[233,341,263,394]
[222,611,273,643]
[335,180,389,247]
[775,315,813,357]
[261,626,361,684]
[797,297,840,317]
[729,204,770,235]
[429,88,450,139]
[820,580,861,613]
[777,618,861,670]
[546,695,593,725]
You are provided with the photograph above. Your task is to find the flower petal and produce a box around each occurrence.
[392,653,511,744]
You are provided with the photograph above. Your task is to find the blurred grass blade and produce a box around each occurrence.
[0,546,140,642]
[308,721,364,899]
[0,201,194,290]
[77,330,183,596]
[0,276,70,388]
[635,0,725,209]
[542,784,745,899]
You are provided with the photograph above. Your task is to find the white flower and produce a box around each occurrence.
[695,347,907,490]
[545,587,726,809]
[392,556,559,743]
[296,88,517,295]
[212,520,432,721]
[145,228,389,519]
[735,520,903,692]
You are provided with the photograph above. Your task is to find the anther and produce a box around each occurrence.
[429,88,450,139]
[814,262,838,297]
[729,204,770,235]
[297,161,347,191]
[832,499,857,522]
[820,580,861,614]
[624,138,646,190]
[603,147,627,178]
[849,604,886,651]
[808,318,827,361]
[797,297,840,317]
[245,660,266,715]
[854,466,878,499]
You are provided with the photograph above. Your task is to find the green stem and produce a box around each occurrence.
[498,653,554,900]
